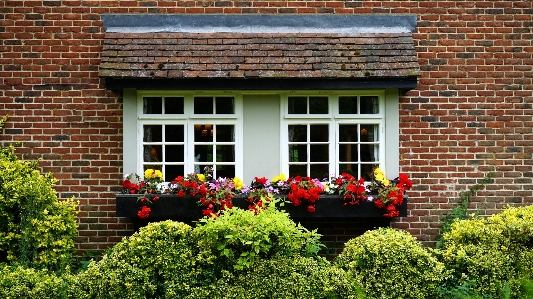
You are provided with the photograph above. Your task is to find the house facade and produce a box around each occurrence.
[1,1,532,254]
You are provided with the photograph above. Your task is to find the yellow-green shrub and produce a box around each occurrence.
[77,220,197,298]
[0,145,78,271]
[336,227,447,299]
[438,205,533,297]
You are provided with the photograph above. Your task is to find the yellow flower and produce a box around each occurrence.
[144,169,163,180]
[197,174,205,181]
[233,177,244,190]
[383,179,390,186]
[375,173,384,182]
[272,173,287,183]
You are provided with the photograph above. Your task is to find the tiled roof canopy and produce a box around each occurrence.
[100,32,419,79]
[99,14,419,90]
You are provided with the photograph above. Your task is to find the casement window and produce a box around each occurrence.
[281,92,384,180]
[123,90,399,183]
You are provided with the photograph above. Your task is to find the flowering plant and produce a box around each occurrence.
[367,168,413,218]
[122,169,163,218]
[329,172,368,206]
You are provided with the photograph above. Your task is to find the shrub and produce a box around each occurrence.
[77,220,198,298]
[0,145,78,271]
[192,200,323,271]
[336,227,446,299]
[185,256,363,299]
[438,205,533,297]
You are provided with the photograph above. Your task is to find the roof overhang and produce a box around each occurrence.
[99,14,419,91]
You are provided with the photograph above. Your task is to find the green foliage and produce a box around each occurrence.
[0,114,8,130]
[437,169,495,247]
[0,145,78,271]
[77,220,198,298]
[336,227,447,299]
[437,205,533,298]
[193,200,324,271]
[186,256,364,299]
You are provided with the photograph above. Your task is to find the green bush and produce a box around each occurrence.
[438,205,533,297]
[77,220,197,298]
[193,201,323,271]
[0,145,78,271]
[185,256,363,299]
[336,227,446,299]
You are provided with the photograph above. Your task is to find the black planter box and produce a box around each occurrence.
[116,194,407,230]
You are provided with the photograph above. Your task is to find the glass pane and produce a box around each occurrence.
[165,165,184,182]
[361,144,379,162]
[289,144,307,162]
[360,96,379,114]
[339,164,359,178]
[339,96,357,114]
[360,124,379,142]
[309,96,328,114]
[339,124,358,142]
[216,145,235,162]
[165,145,184,162]
[143,97,162,114]
[310,124,328,142]
[143,164,162,174]
[194,124,213,142]
[310,164,329,180]
[310,144,328,162]
[289,164,307,177]
[143,125,162,142]
[194,97,213,114]
[216,165,235,179]
[362,164,379,181]
[288,96,307,114]
[216,97,234,114]
[143,145,162,162]
[216,125,234,142]
[339,144,358,162]
[288,125,307,142]
[165,125,184,142]
[165,97,184,114]
[194,145,213,162]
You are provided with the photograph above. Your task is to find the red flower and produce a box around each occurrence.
[137,206,151,218]
[255,177,268,185]
[306,205,316,213]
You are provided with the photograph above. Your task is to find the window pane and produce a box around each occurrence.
[339,96,357,114]
[194,124,213,142]
[288,96,307,114]
[288,125,306,142]
[165,125,184,142]
[216,165,235,178]
[144,145,162,162]
[165,145,184,162]
[143,125,162,142]
[289,164,307,177]
[194,97,213,114]
[310,164,329,180]
[360,144,378,162]
[360,96,379,114]
[216,145,235,162]
[310,144,328,162]
[165,97,184,114]
[216,97,234,114]
[166,165,184,181]
[309,96,328,114]
[360,124,379,142]
[216,125,234,142]
[289,144,307,162]
[310,124,328,142]
[339,124,358,142]
[194,145,213,162]
[361,164,379,181]
[143,97,162,114]
[339,164,359,178]
[339,144,358,162]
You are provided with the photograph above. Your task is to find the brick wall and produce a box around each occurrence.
[1,1,532,252]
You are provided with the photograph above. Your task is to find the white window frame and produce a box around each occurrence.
[280,91,391,179]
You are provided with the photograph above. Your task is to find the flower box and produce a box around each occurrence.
[116,194,407,230]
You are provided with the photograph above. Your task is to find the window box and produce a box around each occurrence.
[116,193,407,230]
